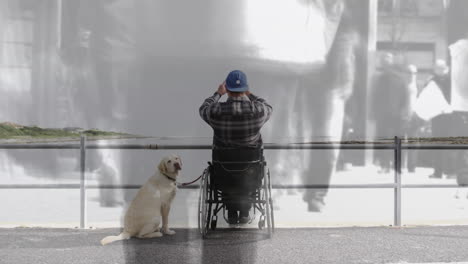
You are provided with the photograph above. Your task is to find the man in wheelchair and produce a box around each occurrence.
[199,70,273,224]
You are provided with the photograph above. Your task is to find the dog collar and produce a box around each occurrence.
[163,173,177,182]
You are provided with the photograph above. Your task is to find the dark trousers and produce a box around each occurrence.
[431,113,468,176]
[406,115,426,172]
[212,147,263,215]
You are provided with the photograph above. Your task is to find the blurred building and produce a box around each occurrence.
[376,0,448,84]
[0,0,62,126]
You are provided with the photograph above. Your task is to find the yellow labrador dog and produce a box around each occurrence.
[101,155,182,245]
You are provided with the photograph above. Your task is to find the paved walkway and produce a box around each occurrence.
[2,226,468,264]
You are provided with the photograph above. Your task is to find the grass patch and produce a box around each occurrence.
[82,129,127,137]
[0,123,131,140]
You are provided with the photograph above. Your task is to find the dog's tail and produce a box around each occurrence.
[100,232,131,246]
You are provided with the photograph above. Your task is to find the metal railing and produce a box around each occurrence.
[1,135,466,228]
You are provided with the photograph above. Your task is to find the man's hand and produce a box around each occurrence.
[217,82,227,96]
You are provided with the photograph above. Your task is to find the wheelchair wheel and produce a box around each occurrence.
[198,168,211,238]
[268,169,275,231]
[264,168,274,236]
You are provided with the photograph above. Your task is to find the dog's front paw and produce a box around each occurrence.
[163,229,176,235]
[148,231,163,238]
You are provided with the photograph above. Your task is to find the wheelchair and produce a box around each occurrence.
[198,146,275,238]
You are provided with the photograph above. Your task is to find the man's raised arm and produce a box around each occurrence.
[199,82,226,125]
[247,92,273,123]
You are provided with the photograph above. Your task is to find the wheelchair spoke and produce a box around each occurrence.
[198,168,210,238]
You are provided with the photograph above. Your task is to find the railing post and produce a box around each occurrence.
[80,134,87,228]
[394,136,402,227]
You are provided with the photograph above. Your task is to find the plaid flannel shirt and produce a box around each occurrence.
[199,92,273,147]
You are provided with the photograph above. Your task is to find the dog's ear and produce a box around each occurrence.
[178,155,182,167]
[158,159,167,173]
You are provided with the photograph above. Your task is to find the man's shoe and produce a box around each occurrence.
[238,210,250,224]
[239,216,250,225]
[307,199,325,212]
[303,190,326,212]
[446,173,456,179]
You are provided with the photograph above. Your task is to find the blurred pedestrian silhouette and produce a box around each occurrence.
[425,60,454,179]
[403,64,423,173]
[371,53,411,173]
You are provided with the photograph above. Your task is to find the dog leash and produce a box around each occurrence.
[177,168,207,187]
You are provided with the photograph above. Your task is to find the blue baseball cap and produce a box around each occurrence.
[225,70,249,92]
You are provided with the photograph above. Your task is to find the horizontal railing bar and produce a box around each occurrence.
[273,184,398,189]
[86,144,213,150]
[2,143,468,150]
[0,144,80,149]
[264,144,396,150]
[0,184,81,189]
[3,183,464,190]
[402,145,468,150]
[2,143,395,150]
[401,184,468,188]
